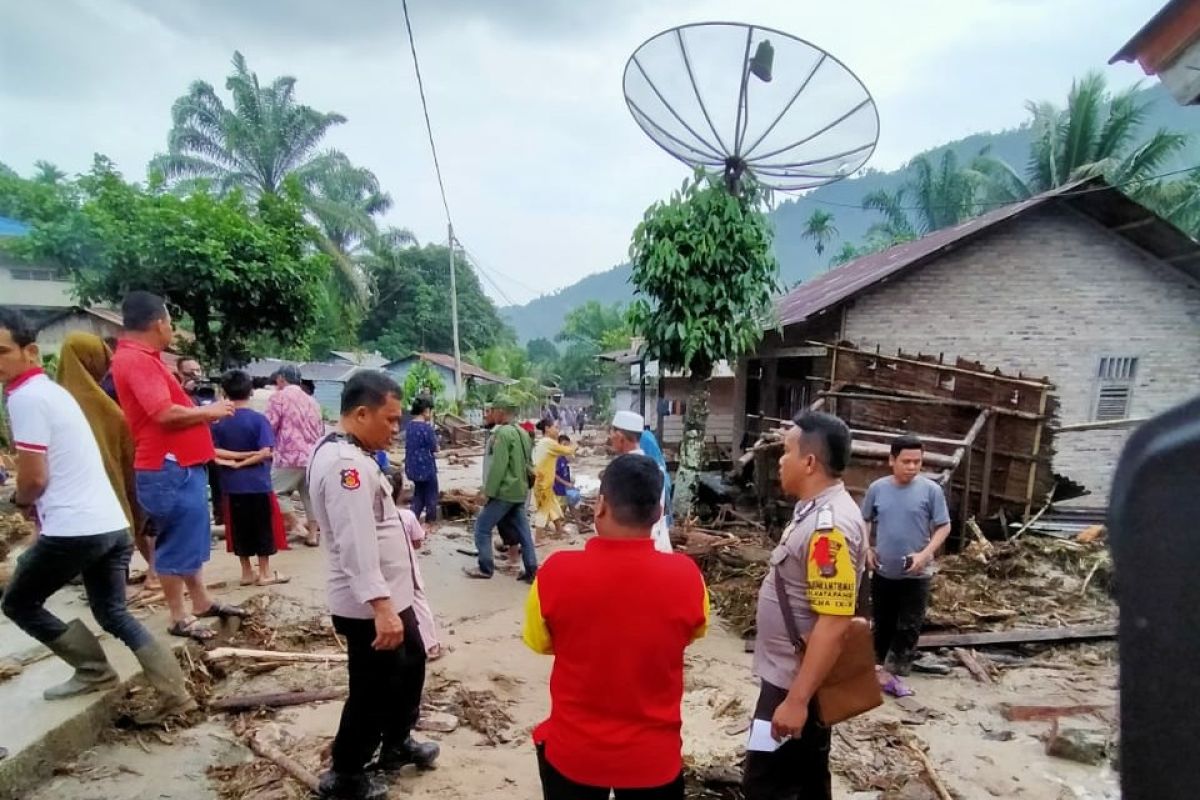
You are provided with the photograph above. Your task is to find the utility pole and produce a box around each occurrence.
[448,222,463,400]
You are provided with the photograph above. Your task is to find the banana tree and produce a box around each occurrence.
[629,171,779,521]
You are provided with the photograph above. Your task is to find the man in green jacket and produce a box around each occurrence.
[464,402,537,583]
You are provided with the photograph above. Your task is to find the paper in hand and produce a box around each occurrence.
[746,718,781,753]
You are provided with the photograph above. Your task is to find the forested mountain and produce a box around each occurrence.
[503,84,1200,343]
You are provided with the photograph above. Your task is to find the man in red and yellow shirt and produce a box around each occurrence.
[523,454,709,799]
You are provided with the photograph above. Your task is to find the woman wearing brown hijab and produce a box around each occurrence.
[57,332,159,591]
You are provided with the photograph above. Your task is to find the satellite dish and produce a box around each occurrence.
[623,22,880,193]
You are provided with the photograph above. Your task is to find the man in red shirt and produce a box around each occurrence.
[523,454,709,799]
[110,292,244,641]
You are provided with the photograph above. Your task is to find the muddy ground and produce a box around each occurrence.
[22,443,1119,800]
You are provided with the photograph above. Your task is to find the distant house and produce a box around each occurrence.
[34,306,124,354]
[737,177,1200,503]
[243,358,367,417]
[384,352,513,402]
[0,215,74,325]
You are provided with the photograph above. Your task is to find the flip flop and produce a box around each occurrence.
[256,572,291,587]
[169,618,216,642]
[882,675,915,698]
[426,644,445,661]
[462,566,493,580]
[239,578,256,587]
[196,602,248,620]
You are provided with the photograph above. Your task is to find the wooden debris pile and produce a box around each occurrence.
[424,676,515,746]
[231,593,337,653]
[440,488,486,519]
[681,526,773,638]
[0,509,34,562]
[929,535,1114,632]
[833,718,958,798]
[108,643,213,734]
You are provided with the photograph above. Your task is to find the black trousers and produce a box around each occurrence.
[536,744,684,800]
[331,607,426,774]
[871,574,931,675]
[741,681,831,800]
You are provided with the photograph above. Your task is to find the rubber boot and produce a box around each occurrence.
[42,619,119,700]
[131,640,198,724]
[315,771,388,800]
[372,737,440,773]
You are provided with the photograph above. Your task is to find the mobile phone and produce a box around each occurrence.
[903,555,914,571]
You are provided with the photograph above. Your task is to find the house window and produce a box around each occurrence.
[1093,356,1138,421]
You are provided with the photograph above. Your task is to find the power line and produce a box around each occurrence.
[805,164,1200,214]
[401,0,452,225]
[459,242,541,299]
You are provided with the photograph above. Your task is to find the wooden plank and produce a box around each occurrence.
[822,390,1045,421]
[998,703,1113,722]
[979,414,997,519]
[917,624,1116,649]
[1025,386,1050,519]
[1055,417,1148,432]
[849,428,968,447]
[804,340,1050,389]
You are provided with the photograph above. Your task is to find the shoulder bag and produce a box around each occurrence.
[773,505,882,726]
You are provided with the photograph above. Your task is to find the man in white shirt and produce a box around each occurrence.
[0,309,194,723]
[609,410,672,553]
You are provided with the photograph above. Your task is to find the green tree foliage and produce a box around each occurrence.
[974,71,1188,202]
[629,171,779,518]
[8,159,329,368]
[551,301,632,391]
[525,337,559,364]
[402,359,446,401]
[150,52,346,197]
[801,209,838,256]
[359,239,514,359]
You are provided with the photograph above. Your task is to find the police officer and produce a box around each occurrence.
[308,372,439,800]
[744,412,867,800]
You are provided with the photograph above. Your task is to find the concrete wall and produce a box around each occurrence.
[35,314,120,355]
[0,258,74,310]
[840,205,1200,501]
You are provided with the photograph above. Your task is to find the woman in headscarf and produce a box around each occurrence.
[531,418,575,540]
[639,428,674,531]
[57,332,157,591]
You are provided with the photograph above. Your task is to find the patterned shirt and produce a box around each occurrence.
[404,419,438,483]
[265,384,324,469]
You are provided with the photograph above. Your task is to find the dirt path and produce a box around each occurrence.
[28,450,1120,800]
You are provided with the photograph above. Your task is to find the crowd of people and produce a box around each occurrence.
[0,292,953,800]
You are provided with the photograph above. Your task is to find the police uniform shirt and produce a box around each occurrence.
[752,482,867,690]
[308,435,418,619]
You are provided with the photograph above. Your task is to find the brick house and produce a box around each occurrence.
[736,178,1200,504]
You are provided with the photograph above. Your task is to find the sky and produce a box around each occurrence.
[0,0,1156,306]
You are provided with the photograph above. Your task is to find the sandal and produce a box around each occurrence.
[169,618,216,642]
[256,572,292,587]
[882,675,915,698]
[426,644,445,661]
[462,566,493,580]
[196,602,248,620]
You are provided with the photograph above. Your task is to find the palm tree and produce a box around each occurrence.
[828,241,861,268]
[150,52,347,197]
[861,188,917,244]
[801,209,838,256]
[974,71,1188,203]
[907,151,980,232]
[296,151,394,256]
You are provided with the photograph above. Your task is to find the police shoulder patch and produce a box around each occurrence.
[340,468,362,490]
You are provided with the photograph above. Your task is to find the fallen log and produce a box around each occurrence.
[211,688,346,712]
[905,743,954,800]
[917,623,1116,649]
[246,732,319,793]
[998,702,1112,723]
[206,647,348,664]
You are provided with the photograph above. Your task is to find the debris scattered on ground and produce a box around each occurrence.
[441,488,485,519]
[231,593,337,652]
[832,718,961,798]
[1045,721,1112,765]
[928,536,1114,631]
[424,676,515,745]
[106,644,212,738]
[0,510,34,561]
[0,660,23,684]
[417,710,460,733]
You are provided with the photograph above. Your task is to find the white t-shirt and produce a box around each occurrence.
[7,372,130,537]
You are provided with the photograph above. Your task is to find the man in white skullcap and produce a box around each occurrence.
[609,411,672,553]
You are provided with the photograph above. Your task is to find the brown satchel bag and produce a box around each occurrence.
[773,510,882,726]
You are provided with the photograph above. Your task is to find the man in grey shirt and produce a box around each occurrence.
[862,435,950,697]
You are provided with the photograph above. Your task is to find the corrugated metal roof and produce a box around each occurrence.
[387,352,513,385]
[0,216,30,237]
[328,350,390,369]
[773,178,1200,328]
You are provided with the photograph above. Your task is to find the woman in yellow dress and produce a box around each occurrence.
[531,418,575,539]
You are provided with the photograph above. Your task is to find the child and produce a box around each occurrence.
[212,370,289,587]
[553,434,580,523]
[391,469,444,660]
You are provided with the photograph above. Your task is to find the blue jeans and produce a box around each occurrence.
[473,499,536,578]
[135,461,212,576]
[2,529,152,650]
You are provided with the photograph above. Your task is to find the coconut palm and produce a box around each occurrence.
[801,209,838,256]
[861,188,917,244]
[296,151,394,256]
[974,71,1189,203]
[150,52,347,197]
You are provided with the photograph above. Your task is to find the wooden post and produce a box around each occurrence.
[1024,385,1050,519]
[979,413,997,519]
[960,442,973,530]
